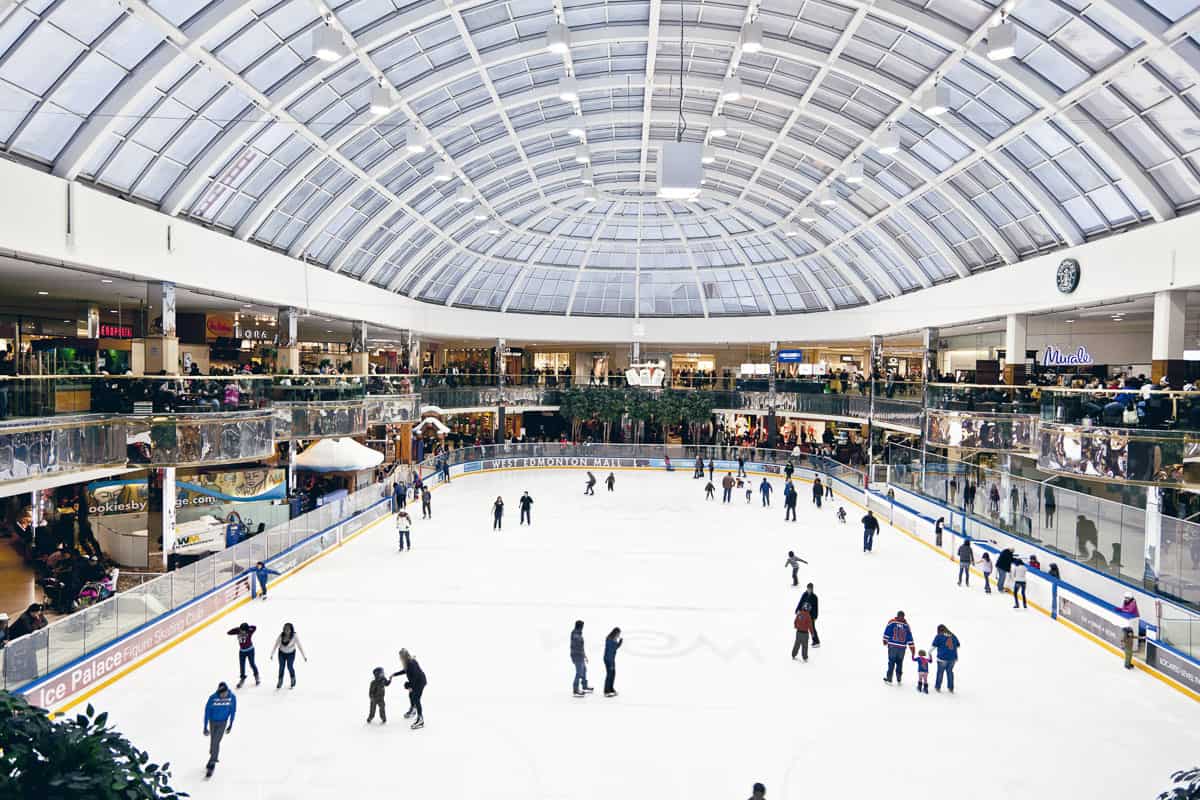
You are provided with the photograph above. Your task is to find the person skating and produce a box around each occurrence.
[811,478,823,508]
[882,610,915,684]
[605,472,616,492]
[1122,626,1136,670]
[241,561,280,600]
[930,624,961,692]
[269,622,307,689]
[1011,557,1028,608]
[721,473,735,503]
[784,461,794,481]
[203,681,236,778]
[784,551,808,586]
[797,583,821,647]
[862,510,880,552]
[836,506,846,524]
[396,510,412,551]
[585,472,597,496]
[783,481,797,521]
[979,552,993,593]
[913,649,931,694]
[421,486,432,519]
[227,623,259,687]
[704,480,716,500]
[519,491,533,525]
[737,453,746,477]
[748,783,767,800]
[603,627,622,697]
[493,496,504,530]
[792,603,815,662]
[570,620,592,696]
[824,479,833,500]
[708,458,715,481]
[957,539,975,586]
[693,456,704,479]
[392,480,406,512]
[759,478,773,507]
[367,667,391,724]
[995,547,1014,593]
[391,648,427,729]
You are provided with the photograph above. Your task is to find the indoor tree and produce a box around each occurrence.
[1160,768,1200,799]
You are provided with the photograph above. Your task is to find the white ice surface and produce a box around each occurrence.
[75,469,1200,799]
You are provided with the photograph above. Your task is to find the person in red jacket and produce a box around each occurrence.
[227,622,259,688]
[792,604,815,662]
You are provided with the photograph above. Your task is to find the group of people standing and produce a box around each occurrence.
[570,620,623,698]
[392,476,432,520]
[881,611,961,694]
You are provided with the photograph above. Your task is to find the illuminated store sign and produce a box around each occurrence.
[1042,345,1093,367]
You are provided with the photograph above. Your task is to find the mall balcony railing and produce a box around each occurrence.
[0,414,127,484]
[126,410,276,466]
[924,381,1039,453]
[0,375,273,420]
[925,382,1041,414]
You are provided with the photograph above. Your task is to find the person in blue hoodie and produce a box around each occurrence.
[930,624,961,693]
[783,481,798,521]
[603,627,623,697]
[241,561,280,600]
[882,611,915,684]
[203,681,236,777]
[759,478,773,507]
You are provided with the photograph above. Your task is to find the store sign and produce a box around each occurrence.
[1145,641,1200,695]
[840,355,857,363]
[205,313,235,340]
[1057,595,1125,648]
[1042,344,1093,367]
[625,361,666,387]
[235,325,277,343]
[99,323,133,338]
[777,349,804,363]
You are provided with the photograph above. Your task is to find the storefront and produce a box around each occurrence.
[671,353,716,387]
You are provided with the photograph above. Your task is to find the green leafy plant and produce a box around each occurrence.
[1160,768,1200,799]
[0,691,187,800]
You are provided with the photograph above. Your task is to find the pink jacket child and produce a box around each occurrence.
[913,650,932,694]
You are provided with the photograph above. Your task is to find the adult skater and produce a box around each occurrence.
[693,456,704,479]
[862,510,880,552]
[704,480,716,500]
[269,622,307,689]
[824,479,833,500]
[1044,484,1056,527]
[930,624,961,692]
[367,667,391,724]
[957,538,975,586]
[798,583,821,646]
[793,602,815,662]
[203,681,236,778]
[421,486,432,519]
[1011,556,1028,609]
[603,627,622,697]
[605,472,616,492]
[882,611,915,684]
[585,472,597,496]
[759,478,773,507]
[737,453,746,477]
[570,619,592,697]
[391,648,427,729]
[934,516,945,547]
[995,547,1014,593]
[396,510,412,551]
[783,482,798,521]
[708,458,715,481]
[227,623,259,687]
[784,551,808,586]
[811,477,823,508]
[748,783,767,800]
[493,496,504,530]
[519,491,533,525]
[392,479,406,511]
[721,473,735,503]
[241,561,280,600]
[784,461,795,481]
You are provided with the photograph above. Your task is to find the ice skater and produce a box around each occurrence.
[957,538,975,586]
[605,472,616,492]
[979,552,993,593]
[721,473,734,503]
[421,486,432,519]
[797,583,821,647]
[931,624,961,692]
[783,482,797,521]
[393,479,407,511]
[396,509,412,551]
[241,561,280,600]
[811,478,823,508]
[203,681,236,778]
[743,478,752,503]
[836,506,846,524]
[792,603,815,662]
[748,783,766,800]
[784,551,808,586]
[824,480,833,500]
[708,458,715,481]
[227,622,259,687]
[862,510,880,552]
[269,622,307,689]
[693,456,704,479]
[391,648,427,729]
[759,478,773,507]
[367,667,391,724]
[492,496,504,530]
[519,491,533,525]
[737,453,746,477]
[585,472,597,495]
[570,619,592,697]
[913,649,931,694]
[603,627,622,697]
[995,547,1014,593]
[704,480,715,500]
[882,610,914,684]
[1011,557,1028,608]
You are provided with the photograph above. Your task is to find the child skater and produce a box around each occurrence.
[744,480,753,504]
[704,480,715,500]
[836,506,847,524]
[784,551,809,587]
[914,649,931,694]
[367,667,391,724]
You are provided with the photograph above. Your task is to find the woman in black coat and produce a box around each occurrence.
[393,648,427,729]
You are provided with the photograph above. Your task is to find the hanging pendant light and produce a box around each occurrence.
[721,76,743,102]
[558,75,579,102]
[432,163,453,183]
[920,83,951,117]
[369,84,394,116]
[581,166,595,185]
[312,24,345,62]
[574,144,591,164]
[546,23,571,55]
[877,126,901,155]
[740,20,763,54]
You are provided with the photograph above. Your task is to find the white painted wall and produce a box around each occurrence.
[3,159,1200,344]
[940,319,1153,371]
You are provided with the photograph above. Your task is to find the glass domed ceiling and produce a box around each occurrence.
[0,0,1197,317]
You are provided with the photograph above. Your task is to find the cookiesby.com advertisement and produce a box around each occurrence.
[87,468,286,515]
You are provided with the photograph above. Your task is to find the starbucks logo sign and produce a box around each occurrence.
[1056,258,1081,294]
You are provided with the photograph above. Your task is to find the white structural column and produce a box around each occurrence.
[1152,289,1187,385]
[1004,314,1028,385]
[278,307,300,374]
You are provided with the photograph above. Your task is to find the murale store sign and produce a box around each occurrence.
[1042,345,1094,367]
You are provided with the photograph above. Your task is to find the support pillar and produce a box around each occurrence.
[495,338,506,387]
[277,307,300,374]
[868,335,883,478]
[922,327,939,382]
[85,305,100,339]
[144,281,178,375]
[768,341,778,394]
[1145,487,1163,590]
[1003,314,1027,385]
[403,329,422,375]
[631,341,641,364]
[350,320,369,375]
[1152,289,1186,387]
[148,466,176,569]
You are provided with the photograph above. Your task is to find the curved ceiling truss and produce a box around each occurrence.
[1,0,1199,317]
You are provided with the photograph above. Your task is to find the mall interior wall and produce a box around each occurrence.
[940,319,1154,374]
[2,159,1200,343]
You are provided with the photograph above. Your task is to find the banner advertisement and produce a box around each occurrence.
[1057,594,1128,648]
[478,456,650,471]
[205,313,235,340]
[1145,641,1200,695]
[87,468,286,515]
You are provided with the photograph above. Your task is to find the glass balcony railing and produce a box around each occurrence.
[1036,421,1200,486]
[270,375,366,402]
[0,414,127,484]
[0,375,272,420]
[925,383,1041,413]
[272,400,367,440]
[1039,386,1200,432]
[126,410,275,466]
[926,408,1038,452]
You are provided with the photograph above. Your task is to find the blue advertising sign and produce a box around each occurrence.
[777,349,804,363]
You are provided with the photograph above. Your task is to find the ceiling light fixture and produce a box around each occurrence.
[558,75,579,102]
[567,112,586,138]
[486,222,503,235]
[799,209,818,223]
[546,22,571,55]
[312,23,345,62]
[369,84,394,116]
[37,290,48,295]
[454,189,474,205]
[405,129,430,155]
[740,19,763,53]
[583,187,600,203]
[581,166,595,185]
[846,161,864,184]
[100,278,113,284]
[920,82,951,117]
[574,144,591,164]
[721,76,743,102]
[987,19,1017,61]
[877,126,901,155]
[432,163,453,183]
[783,224,800,237]
[701,145,716,164]
[473,210,488,222]
[817,191,837,207]
[709,113,728,138]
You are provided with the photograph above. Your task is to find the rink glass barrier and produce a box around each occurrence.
[3,482,392,694]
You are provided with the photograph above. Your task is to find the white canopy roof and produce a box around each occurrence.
[293,437,383,473]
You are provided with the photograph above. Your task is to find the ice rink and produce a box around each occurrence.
[69,468,1200,799]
